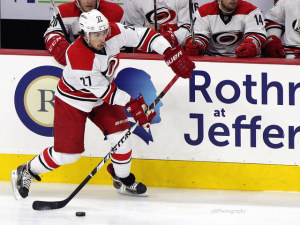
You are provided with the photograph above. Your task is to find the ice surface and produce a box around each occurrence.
[1,181,300,225]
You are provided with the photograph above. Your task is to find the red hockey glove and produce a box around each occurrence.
[185,38,205,56]
[125,95,156,128]
[46,35,69,66]
[235,38,259,58]
[161,30,179,48]
[263,35,285,58]
[164,46,195,79]
[159,24,179,33]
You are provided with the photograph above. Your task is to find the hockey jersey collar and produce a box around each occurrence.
[219,8,235,25]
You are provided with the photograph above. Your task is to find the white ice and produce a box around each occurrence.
[1,181,300,225]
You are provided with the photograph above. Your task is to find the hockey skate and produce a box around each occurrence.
[107,163,148,197]
[11,163,41,200]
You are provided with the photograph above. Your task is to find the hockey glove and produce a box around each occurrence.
[263,35,285,58]
[159,24,179,33]
[46,35,69,66]
[185,38,205,56]
[125,94,156,128]
[235,38,259,58]
[164,46,195,79]
[161,30,179,48]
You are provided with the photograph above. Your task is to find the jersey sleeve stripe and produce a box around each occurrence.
[265,20,285,31]
[147,33,161,52]
[99,84,111,99]
[245,32,266,47]
[179,23,191,32]
[109,87,118,105]
[101,82,118,104]
[136,28,151,50]
[137,29,160,52]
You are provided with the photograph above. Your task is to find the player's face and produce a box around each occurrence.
[88,30,109,50]
[219,0,238,13]
[78,0,97,12]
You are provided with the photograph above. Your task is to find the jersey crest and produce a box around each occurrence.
[101,55,120,78]
[145,7,176,25]
[212,31,244,46]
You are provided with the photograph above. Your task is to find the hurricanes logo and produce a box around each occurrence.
[14,66,62,136]
[212,31,243,46]
[145,7,176,25]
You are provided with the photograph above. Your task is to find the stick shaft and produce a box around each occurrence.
[153,0,158,31]
[189,0,195,44]
[50,0,71,43]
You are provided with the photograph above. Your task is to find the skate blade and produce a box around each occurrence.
[10,170,22,200]
[116,189,149,197]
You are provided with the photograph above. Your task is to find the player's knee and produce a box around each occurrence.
[52,149,82,165]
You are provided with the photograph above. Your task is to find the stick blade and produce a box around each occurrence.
[32,200,67,211]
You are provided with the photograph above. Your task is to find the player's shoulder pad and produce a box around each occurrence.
[106,22,122,42]
[67,38,95,71]
[198,1,219,17]
[99,0,124,22]
[234,0,258,15]
[58,1,80,18]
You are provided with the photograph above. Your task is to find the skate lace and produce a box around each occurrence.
[22,170,33,189]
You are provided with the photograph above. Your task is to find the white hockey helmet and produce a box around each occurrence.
[79,9,109,36]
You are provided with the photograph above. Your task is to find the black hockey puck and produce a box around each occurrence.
[76,211,86,217]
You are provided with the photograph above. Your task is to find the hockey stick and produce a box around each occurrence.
[50,0,71,43]
[32,74,180,211]
[189,0,196,44]
[153,0,158,31]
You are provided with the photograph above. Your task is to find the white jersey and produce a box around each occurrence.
[264,0,300,58]
[192,0,266,56]
[56,23,171,113]
[123,0,190,46]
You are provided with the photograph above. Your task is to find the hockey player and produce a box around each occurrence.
[44,0,124,66]
[123,0,191,48]
[263,0,300,59]
[11,10,195,199]
[185,0,267,57]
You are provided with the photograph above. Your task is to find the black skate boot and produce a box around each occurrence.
[107,163,148,197]
[11,163,41,200]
